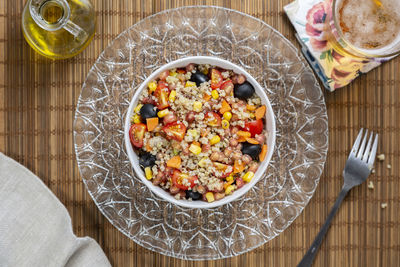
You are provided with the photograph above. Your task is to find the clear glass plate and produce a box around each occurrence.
[73,6,328,260]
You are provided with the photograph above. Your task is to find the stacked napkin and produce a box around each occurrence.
[0,153,111,267]
[284,0,385,91]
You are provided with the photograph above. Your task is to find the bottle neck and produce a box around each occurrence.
[29,0,71,32]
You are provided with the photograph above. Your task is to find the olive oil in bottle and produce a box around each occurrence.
[41,1,64,24]
[22,0,95,59]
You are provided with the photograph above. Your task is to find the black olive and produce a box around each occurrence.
[234,81,255,100]
[190,71,209,86]
[140,104,157,122]
[185,190,202,200]
[241,142,262,160]
[138,151,156,169]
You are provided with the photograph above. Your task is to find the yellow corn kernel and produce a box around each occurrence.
[210,135,221,145]
[198,157,209,168]
[246,104,256,111]
[225,185,235,195]
[221,120,230,129]
[249,113,255,119]
[373,0,382,7]
[188,129,199,138]
[148,82,157,93]
[157,109,169,118]
[170,71,178,77]
[224,180,234,190]
[145,167,153,180]
[223,111,232,121]
[211,90,219,99]
[132,114,141,124]
[205,192,215,202]
[193,101,203,112]
[189,144,202,155]
[243,171,255,183]
[169,90,176,102]
[134,104,143,114]
[202,68,209,75]
[226,175,234,182]
[185,81,196,88]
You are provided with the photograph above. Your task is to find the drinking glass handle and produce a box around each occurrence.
[64,20,88,41]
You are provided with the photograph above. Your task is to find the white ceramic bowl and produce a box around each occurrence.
[124,56,276,208]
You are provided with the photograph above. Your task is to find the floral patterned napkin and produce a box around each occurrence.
[284,0,384,91]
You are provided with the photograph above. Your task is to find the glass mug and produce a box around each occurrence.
[328,0,400,59]
[22,0,95,59]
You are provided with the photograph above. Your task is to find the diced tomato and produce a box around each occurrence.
[243,119,263,137]
[205,111,221,127]
[172,170,198,190]
[129,123,147,148]
[162,122,187,141]
[154,81,170,109]
[157,81,169,90]
[210,69,223,89]
[162,112,177,125]
[220,80,234,93]
[177,68,186,74]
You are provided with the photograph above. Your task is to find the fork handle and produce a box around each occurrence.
[297,185,350,267]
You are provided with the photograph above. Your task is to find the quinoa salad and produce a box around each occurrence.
[129,63,269,203]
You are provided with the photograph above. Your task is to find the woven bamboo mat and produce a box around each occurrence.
[1,0,399,266]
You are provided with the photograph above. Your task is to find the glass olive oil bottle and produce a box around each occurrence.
[22,0,95,59]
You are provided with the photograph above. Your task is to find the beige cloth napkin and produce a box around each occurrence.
[0,152,111,267]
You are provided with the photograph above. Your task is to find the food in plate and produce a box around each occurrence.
[129,63,269,202]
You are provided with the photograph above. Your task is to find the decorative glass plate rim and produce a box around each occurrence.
[74,5,329,260]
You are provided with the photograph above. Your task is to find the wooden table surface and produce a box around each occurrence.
[1,0,399,266]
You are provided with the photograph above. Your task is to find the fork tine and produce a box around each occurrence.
[356,129,369,158]
[351,128,364,156]
[367,134,379,167]
[362,133,374,162]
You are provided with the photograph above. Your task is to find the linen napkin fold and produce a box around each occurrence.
[0,152,111,267]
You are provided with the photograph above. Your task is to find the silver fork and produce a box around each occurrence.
[298,129,379,267]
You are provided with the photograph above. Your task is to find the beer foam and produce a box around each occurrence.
[338,0,400,50]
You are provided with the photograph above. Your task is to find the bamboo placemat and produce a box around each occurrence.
[1,0,399,266]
